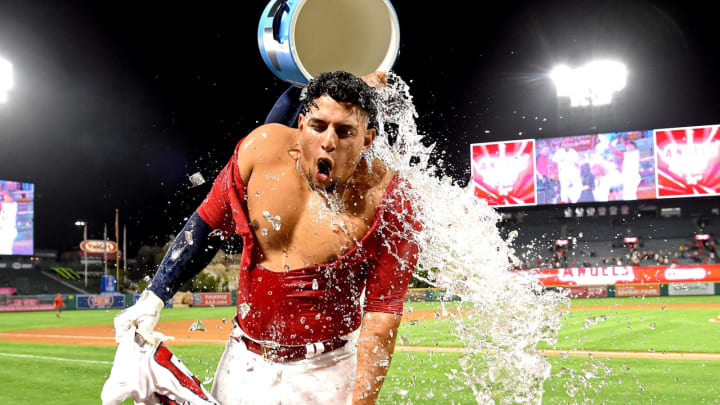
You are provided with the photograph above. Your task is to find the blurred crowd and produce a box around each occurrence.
[513,236,718,270]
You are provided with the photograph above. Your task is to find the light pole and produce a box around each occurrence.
[75,220,88,287]
[0,56,13,104]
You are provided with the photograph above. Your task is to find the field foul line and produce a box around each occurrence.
[0,352,112,365]
[395,346,720,361]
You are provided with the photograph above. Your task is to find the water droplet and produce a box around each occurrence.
[239,303,250,319]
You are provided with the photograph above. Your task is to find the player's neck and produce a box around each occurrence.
[314,158,388,214]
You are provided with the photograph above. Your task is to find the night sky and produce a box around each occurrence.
[0,0,718,254]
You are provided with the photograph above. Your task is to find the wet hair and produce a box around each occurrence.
[300,71,378,130]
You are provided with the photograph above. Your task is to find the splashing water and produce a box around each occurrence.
[373,72,569,404]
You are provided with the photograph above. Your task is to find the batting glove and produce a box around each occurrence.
[114,290,165,346]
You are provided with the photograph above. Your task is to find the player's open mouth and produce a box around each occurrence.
[316,158,333,182]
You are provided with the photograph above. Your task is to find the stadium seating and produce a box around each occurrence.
[0,267,84,295]
[507,210,719,269]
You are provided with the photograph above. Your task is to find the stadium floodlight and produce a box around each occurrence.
[75,220,87,227]
[551,60,626,107]
[0,57,13,104]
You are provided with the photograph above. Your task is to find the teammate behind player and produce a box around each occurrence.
[113,71,421,404]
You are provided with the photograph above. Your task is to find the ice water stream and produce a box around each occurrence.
[371,72,570,404]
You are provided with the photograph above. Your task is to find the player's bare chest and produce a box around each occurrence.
[245,169,379,257]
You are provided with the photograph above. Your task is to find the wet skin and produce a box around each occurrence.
[236,95,394,272]
[236,92,401,405]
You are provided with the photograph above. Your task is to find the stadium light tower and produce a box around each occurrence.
[0,56,13,104]
[550,60,627,107]
[75,220,89,287]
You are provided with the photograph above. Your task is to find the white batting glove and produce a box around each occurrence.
[114,290,165,346]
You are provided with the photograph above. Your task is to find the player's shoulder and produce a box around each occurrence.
[237,123,295,156]
[235,124,295,179]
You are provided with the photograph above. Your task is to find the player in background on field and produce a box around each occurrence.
[53,293,64,318]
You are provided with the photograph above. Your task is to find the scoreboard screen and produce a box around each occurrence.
[655,124,720,198]
[469,124,720,206]
[0,180,34,256]
[470,140,536,206]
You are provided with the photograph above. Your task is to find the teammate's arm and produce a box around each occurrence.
[352,311,402,404]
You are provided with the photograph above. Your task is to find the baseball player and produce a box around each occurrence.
[53,293,64,318]
[113,71,421,404]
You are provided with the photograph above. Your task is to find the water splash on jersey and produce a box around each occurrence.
[372,72,569,404]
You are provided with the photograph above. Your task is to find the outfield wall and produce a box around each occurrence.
[3,276,715,313]
[0,289,461,313]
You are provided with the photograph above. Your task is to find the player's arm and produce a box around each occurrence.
[352,311,402,404]
[115,127,266,344]
[354,179,421,404]
[264,85,303,126]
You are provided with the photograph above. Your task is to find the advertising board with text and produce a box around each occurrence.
[615,284,660,297]
[192,292,232,307]
[565,286,608,298]
[525,264,720,286]
[470,140,536,206]
[667,282,715,296]
[77,294,125,309]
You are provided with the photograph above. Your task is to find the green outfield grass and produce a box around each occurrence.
[1,296,720,404]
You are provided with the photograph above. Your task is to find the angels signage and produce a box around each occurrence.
[470,140,536,206]
[527,264,720,286]
[655,124,720,197]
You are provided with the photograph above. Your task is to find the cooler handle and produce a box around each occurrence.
[270,0,290,43]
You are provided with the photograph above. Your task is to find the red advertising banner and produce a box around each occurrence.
[471,140,536,206]
[615,284,660,297]
[0,297,54,312]
[565,286,607,298]
[0,287,16,296]
[525,264,720,286]
[655,125,720,197]
[192,292,232,307]
[0,304,54,312]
